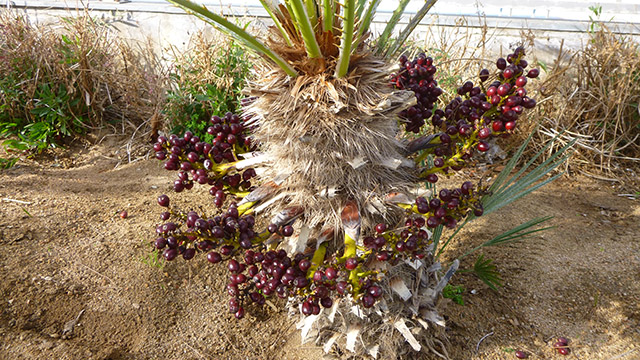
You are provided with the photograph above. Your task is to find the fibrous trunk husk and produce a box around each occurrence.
[244,52,418,236]
[294,256,458,359]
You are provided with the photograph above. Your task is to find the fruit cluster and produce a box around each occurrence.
[390,53,444,133]
[415,181,485,228]
[151,175,485,318]
[152,112,257,207]
[399,47,539,183]
[552,336,571,355]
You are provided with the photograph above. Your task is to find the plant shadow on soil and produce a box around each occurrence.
[0,145,638,360]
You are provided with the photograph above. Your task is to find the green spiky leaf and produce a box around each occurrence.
[472,254,502,290]
[167,0,298,76]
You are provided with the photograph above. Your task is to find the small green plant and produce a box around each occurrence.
[0,156,18,169]
[164,35,252,142]
[442,284,465,305]
[141,249,165,269]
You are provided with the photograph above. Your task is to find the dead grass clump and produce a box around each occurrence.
[0,10,164,152]
[526,26,640,182]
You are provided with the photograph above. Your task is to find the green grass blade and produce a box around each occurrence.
[384,0,438,59]
[323,0,334,32]
[335,0,356,78]
[374,0,410,55]
[259,0,294,46]
[167,0,298,77]
[287,0,323,59]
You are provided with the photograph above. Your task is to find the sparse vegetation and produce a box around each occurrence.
[0,10,162,157]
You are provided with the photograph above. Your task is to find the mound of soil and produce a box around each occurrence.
[0,143,638,359]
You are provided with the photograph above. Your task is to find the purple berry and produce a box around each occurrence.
[515,350,527,359]
[163,248,177,261]
[345,258,358,270]
[207,252,222,263]
[157,194,170,207]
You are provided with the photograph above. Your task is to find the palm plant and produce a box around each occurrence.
[169,0,438,231]
[155,1,568,357]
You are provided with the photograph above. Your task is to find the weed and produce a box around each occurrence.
[163,31,252,142]
[0,10,163,154]
[141,249,165,270]
[0,156,17,169]
[443,284,465,305]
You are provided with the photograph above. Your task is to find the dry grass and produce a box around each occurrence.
[0,9,164,149]
[418,16,495,100]
[524,25,640,184]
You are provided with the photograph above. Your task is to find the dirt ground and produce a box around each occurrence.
[0,141,638,360]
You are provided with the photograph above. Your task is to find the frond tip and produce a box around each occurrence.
[472,254,502,290]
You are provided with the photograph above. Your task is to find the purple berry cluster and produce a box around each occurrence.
[153,186,488,315]
[152,112,257,207]
[390,53,444,133]
[410,47,539,182]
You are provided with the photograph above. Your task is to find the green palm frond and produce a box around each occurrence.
[461,216,554,258]
[385,0,438,58]
[434,131,574,260]
[259,0,294,46]
[374,0,411,56]
[355,0,381,48]
[168,0,440,76]
[335,0,356,78]
[471,254,502,290]
[287,0,323,59]
[482,131,576,216]
[167,0,298,76]
[322,0,334,32]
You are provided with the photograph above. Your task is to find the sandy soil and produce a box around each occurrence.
[0,143,638,360]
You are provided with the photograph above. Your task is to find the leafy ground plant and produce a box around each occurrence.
[163,31,252,142]
[146,0,570,357]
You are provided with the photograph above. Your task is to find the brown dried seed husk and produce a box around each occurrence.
[299,257,451,359]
